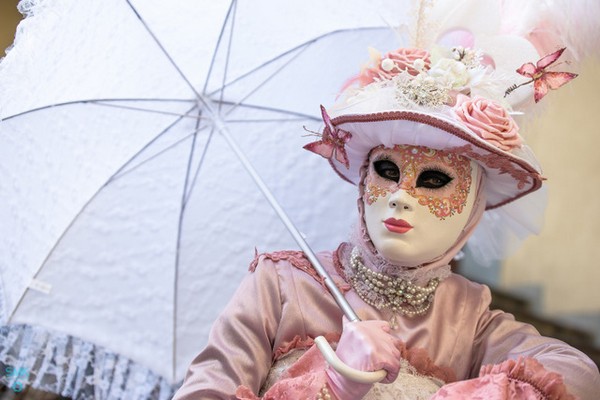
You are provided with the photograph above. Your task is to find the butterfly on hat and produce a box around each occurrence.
[505,47,578,103]
[303,105,352,169]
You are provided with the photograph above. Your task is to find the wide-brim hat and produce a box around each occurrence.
[303,3,583,264]
[325,94,543,210]
[304,41,555,210]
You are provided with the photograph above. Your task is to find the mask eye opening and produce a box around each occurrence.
[416,168,453,189]
[373,159,400,182]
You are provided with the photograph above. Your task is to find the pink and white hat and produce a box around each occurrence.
[304,43,577,209]
[305,41,578,263]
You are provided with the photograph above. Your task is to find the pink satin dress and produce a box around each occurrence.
[173,248,600,399]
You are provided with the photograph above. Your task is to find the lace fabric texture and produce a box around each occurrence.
[367,358,443,400]
[261,348,443,400]
[258,349,305,397]
[0,324,177,400]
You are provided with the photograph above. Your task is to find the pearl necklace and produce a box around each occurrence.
[349,247,439,325]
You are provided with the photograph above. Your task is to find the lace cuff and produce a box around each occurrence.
[431,357,575,400]
[236,346,329,399]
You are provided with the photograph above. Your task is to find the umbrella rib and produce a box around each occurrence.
[217,100,320,122]
[222,42,311,118]
[172,107,204,383]
[218,0,237,112]
[202,0,236,94]
[125,0,203,101]
[225,118,310,123]
[110,127,208,183]
[107,104,200,183]
[207,26,383,98]
[6,104,200,324]
[183,125,215,207]
[92,101,208,120]
[0,98,195,122]
[207,42,312,99]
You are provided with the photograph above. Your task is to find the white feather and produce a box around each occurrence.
[500,0,600,61]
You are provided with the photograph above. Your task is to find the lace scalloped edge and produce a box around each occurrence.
[0,324,177,400]
[272,333,341,362]
[249,250,312,274]
[249,249,351,293]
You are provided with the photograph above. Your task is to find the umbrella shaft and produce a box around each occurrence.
[210,114,359,322]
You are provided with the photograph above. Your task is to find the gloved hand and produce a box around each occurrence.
[325,317,402,399]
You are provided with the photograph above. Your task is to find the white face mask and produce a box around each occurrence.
[363,145,480,267]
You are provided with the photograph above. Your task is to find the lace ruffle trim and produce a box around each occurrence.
[396,342,456,384]
[480,357,575,400]
[0,324,176,400]
[249,250,311,272]
[273,333,341,361]
[249,249,351,293]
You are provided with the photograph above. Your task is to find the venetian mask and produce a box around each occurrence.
[363,145,480,267]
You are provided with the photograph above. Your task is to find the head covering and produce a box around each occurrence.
[304,1,583,265]
[309,45,546,209]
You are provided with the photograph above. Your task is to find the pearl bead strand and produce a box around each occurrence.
[349,247,439,322]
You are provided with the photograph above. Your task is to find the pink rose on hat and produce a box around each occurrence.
[382,47,431,76]
[453,94,522,151]
[351,47,431,88]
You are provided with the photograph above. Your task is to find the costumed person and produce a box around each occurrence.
[174,2,600,399]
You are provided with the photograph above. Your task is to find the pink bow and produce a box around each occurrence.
[303,105,352,169]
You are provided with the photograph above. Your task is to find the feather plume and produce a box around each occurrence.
[500,0,600,62]
[409,0,436,48]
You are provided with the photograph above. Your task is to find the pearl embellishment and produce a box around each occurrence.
[349,247,439,323]
[381,58,395,72]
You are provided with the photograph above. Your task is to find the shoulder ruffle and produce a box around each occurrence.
[480,357,575,400]
[248,249,329,289]
[248,249,312,272]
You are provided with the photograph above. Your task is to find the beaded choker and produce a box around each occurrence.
[348,247,439,326]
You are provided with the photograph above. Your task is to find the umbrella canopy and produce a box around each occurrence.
[0,0,406,397]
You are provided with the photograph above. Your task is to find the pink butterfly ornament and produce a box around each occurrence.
[507,47,578,103]
[303,105,352,169]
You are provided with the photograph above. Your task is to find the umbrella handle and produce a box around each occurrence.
[314,336,387,384]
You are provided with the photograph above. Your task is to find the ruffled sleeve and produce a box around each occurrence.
[172,254,283,399]
[432,283,600,399]
[432,357,576,399]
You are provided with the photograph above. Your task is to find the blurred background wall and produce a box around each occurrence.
[499,58,600,345]
[502,59,600,315]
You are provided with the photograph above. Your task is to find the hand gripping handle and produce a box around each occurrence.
[314,336,388,384]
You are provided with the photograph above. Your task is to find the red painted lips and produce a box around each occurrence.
[383,218,413,234]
